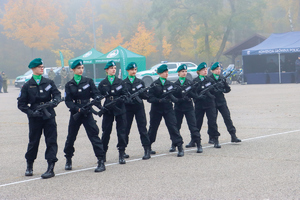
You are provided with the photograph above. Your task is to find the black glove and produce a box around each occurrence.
[80,107,90,115]
[117,96,126,103]
[28,109,43,117]
[183,96,190,101]
[52,99,59,107]
[125,97,133,104]
[169,94,178,103]
[94,95,103,102]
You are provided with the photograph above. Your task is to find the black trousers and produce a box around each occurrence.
[26,117,58,163]
[216,104,236,135]
[125,106,150,147]
[64,113,104,158]
[148,108,183,147]
[101,112,127,152]
[195,105,220,138]
[175,109,201,142]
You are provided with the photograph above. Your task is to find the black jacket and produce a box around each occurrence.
[173,78,196,112]
[65,76,100,113]
[122,77,148,109]
[193,76,216,109]
[209,74,231,107]
[147,78,176,113]
[18,76,61,119]
[98,76,126,116]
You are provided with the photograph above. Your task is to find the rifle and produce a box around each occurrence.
[197,67,235,98]
[160,85,178,102]
[97,94,128,117]
[126,84,154,104]
[34,98,64,118]
[72,95,106,121]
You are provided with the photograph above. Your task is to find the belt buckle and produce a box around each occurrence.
[109,96,114,100]
[40,102,44,105]
[77,99,81,104]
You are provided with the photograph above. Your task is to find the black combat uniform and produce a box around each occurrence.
[64,76,106,172]
[209,74,241,143]
[193,75,221,148]
[98,76,128,164]
[122,77,151,159]
[18,76,61,177]
[173,78,202,152]
[147,78,184,156]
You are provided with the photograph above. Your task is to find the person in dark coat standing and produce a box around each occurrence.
[0,72,3,93]
[192,62,221,148]
[17,58,61,179]
[147,64,184,157]
[63,59,106,173]
[209,62,241,143]
[171,64,202,153]
[98,61,128,164]
[122,62,151,160]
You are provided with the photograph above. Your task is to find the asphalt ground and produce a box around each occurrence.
[0,84,299,200]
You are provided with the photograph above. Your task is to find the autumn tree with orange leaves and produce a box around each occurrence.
[100,32,124,53]
[124,23,157,57]
[0,0,66,54]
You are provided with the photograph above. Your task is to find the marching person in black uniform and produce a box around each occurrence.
[192,62,221,148]
[147,64,184,157]
[209,62,241,143]
[171,64,203,153]
[122,62,151,160]
[18,58,61,179]
[98,61,128,164]
[63,59,106,172]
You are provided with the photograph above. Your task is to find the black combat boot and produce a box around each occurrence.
[208,136,215,144]
[41,162,55,179]
[196,141,203,153]
[119,150,126,164]
[169,144,176,152]
[185,139,196,148]
[231,134,242,143]
[177,144,184,157]
[95,157,106,172]
[142,146,151,160]
[65,157,72,170]
[214,137,221,148]
[25,161,33,176]
[150,146,156,154]
[123,151,130,158]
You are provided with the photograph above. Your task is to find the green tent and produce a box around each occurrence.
[68,48,104,65]
[68,48,104,81]
[93,46,146,82]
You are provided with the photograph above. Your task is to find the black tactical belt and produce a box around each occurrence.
[74,99,90,104]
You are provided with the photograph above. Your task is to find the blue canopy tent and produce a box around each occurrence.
[242,32,300,83]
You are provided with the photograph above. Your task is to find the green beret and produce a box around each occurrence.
[105,60,116,69]
[211,62,221,70]
[177,64,187,72]
[28,58,43,69]
[126,62,137,70]
[157,64,168,73]
[197,62,207,71]
[71,59,83,69]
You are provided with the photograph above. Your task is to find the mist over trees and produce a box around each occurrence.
[0,0,300,78]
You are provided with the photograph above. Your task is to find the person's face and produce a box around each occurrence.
[32,65,44,75]
[73,65,84,75]
[198,68,207,76]
[50,68,53,71]
[212,67,221,75]
[178,69,187,78]
[298,57,300,60]
[127,68,137,76]
[106,66,116,76]
[62,68,65,71]
[159,70,168,79]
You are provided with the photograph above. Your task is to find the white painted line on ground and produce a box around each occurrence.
[1,129,299,188]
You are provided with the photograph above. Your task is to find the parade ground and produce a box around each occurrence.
[0,84,299,200]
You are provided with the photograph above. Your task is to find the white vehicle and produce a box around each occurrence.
[136,61,198,87]
[14,67,58,88]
